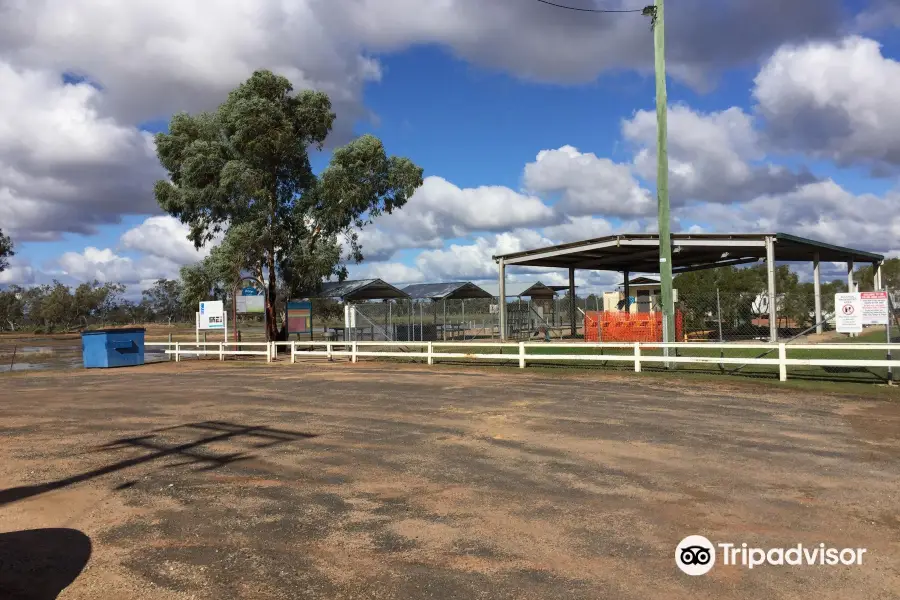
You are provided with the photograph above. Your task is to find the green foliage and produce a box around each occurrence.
[855,258,900,292]
[0,286,25,330]
[153,70,423,339]
[142,279,184,325]
[0,228,12,273]
[179,260,225,310]
[675,265,849,336]
[0,281,134,332]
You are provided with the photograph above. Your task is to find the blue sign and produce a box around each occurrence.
[242,287,261,296]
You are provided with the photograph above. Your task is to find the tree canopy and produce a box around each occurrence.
[154,70,424,339]
[0,228,13,273]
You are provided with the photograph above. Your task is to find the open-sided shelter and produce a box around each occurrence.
[494,233,884,342]
[318,279,410,302]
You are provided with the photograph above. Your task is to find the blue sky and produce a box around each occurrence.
[1,0,899,292]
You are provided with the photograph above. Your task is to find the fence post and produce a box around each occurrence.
[267,342,272,363]
[168,333,173,361]
[519,342,526,369]
[291,341,296,364]
[219,342,224,361]
[327,342,333,362]
[175,342,180,363]
[352,341,358,363]
[778,343,787,382]
[634,342,641,373]
[427,342,434,366]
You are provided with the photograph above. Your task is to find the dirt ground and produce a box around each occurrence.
[1,362,899,599]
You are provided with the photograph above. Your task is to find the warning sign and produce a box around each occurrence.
[835,293,862,333]
[860,291,889,325]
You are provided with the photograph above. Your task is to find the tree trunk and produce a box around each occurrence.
[265,256,278,341]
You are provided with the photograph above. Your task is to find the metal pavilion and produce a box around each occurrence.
[318,279,411,302]
[493,233,885,342]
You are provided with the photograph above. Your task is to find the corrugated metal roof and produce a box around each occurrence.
[318,279,410,300]
[480,281,558,298]
[401,282,493,300]
[493,232,884,272]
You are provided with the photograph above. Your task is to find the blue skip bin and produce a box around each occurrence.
[81,328,146,368]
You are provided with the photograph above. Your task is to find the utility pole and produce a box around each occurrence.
[645,0,675,348]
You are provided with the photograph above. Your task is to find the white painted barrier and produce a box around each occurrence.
[147,341,272,363]
[147,340,900,382]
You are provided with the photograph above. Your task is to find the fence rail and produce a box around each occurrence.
[146,340,900,382]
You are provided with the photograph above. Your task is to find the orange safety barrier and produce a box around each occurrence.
[584,311,683,343]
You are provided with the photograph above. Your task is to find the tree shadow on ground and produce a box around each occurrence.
[0,421,317,507]
[0,528,91,599]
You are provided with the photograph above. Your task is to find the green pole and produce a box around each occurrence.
[653,0,675,349]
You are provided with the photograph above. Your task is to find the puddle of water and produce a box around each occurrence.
[0,362,43,373]
[1,344,169,373]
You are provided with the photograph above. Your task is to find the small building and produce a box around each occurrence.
[480,281,572,337]
[603,277,679,314]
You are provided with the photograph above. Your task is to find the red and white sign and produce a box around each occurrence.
[860,291,889,326]
[835,293,862,333]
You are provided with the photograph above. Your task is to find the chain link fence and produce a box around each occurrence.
[296,281,878,345]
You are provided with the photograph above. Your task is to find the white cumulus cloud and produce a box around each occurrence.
[524,146,654,218]
[0,61,163,241]
[624,105,816,203]
[755,36,900,170]
[120,216,211,265]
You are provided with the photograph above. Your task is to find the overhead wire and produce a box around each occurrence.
[533,0,646,13]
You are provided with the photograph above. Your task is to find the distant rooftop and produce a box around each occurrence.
[317,279,410,301]
[401,282,493,300]
[480,281,566,299]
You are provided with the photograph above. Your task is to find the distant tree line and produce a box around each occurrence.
[673,262,891,337]
[0,275,346,333]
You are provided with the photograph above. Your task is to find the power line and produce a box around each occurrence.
[533,0,646,13]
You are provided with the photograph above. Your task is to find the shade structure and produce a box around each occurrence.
[492,232,884,343]
[401,282,493,300]
[493,233,882,273]
[317,279,410,301]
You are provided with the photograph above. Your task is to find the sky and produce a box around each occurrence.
[1,0,899,295]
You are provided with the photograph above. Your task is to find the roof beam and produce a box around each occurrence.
[673,239,766,248]
[500,239,620,265]
[575,247,661,269]
[673,257,761,274]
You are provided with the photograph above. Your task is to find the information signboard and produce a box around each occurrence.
[236,295,265,314]
[287,301,312,334]
[860,291,889,326]
[835,293,862,334]
[199,301,225,330]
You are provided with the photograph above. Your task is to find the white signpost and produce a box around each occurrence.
[196,300,227,343]
[835,293,862,334]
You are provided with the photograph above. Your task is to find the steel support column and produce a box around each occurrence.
[498,258,507,342]
[568,267,576,337]
[765,236,777,342]
[813,252,823,335]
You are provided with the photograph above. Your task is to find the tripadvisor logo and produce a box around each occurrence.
[675,535,867,576]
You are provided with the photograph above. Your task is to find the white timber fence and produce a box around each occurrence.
[146,340,900,383]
